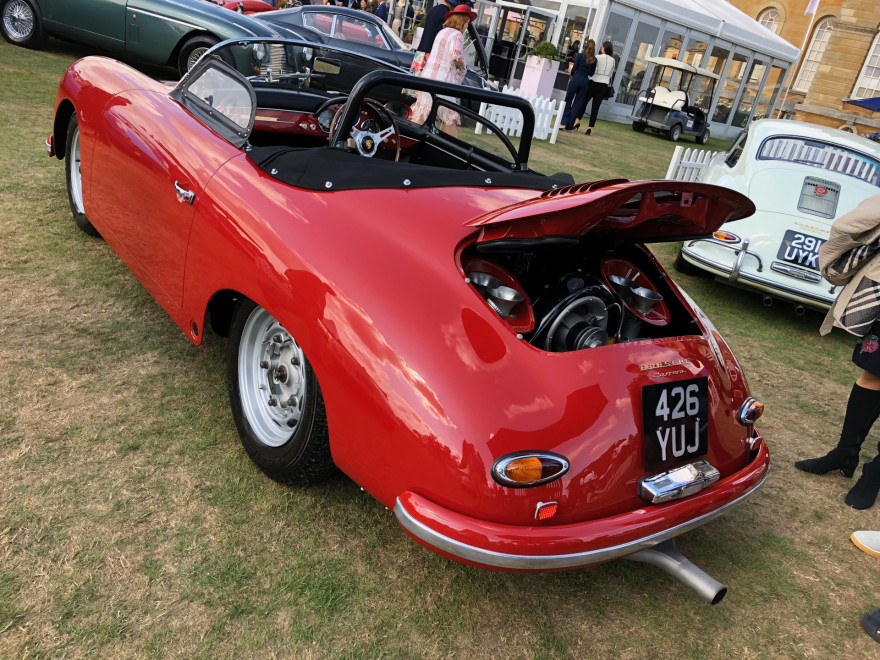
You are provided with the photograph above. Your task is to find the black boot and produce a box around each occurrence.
[846,456,880,509]
[795,383,880,477]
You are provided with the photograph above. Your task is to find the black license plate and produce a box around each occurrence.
[776,229,826,271]
[642,377,709,472]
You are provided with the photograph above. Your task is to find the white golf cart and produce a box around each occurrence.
[629,57,719,143]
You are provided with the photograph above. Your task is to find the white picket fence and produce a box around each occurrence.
[665,146,719,181]
[475,85,563,144]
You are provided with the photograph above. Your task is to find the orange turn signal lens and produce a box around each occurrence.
[737,397,764,425]
[492,452,570,488]
[713,230,741,243]
[504,457,543,483]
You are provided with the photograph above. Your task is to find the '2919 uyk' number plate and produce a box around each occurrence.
[642,377,709,472]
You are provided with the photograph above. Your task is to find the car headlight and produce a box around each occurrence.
[253,43,267,61]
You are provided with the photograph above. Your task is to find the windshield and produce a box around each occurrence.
[757,137,880,187]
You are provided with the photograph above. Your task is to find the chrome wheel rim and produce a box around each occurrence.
[186,46,209,71]
[3,0,34,41]
[68,125,84,215]
[239,306,307,448]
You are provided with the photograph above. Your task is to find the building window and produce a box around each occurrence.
[758,9,781,34]
[793,18,833,93]
[853,31,880,99]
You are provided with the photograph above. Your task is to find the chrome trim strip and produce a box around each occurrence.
[770,261,822,283]
[393,467,769,570]
[127,7,206,31]
[681,248,835,305]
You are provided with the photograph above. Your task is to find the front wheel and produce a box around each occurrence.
[177,35,219,77]
[697,129,710,145]
[65,114,100,237]
[1,0,46,48]
[667,124,682,142]
[228,298,335,483]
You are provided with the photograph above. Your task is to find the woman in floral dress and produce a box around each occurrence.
[409,4,477,134]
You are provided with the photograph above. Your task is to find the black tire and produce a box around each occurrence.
[228,298,335,484]
[697,129,710,145]
[64,114,100,237]
[1,0,46,48]
[632,121,646,133]
[667,124,682,142]
[177,35,219,77]
[674,251,702,276]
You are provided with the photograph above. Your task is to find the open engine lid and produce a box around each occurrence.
[467,180,755,245]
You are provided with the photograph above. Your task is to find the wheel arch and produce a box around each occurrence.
[205,288,241,338]
[52,99,76,160]
[168,30,218,68]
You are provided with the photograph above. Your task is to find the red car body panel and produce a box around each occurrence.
[51,55,769,574]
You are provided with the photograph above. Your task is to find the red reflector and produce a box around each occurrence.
[535,502,558,521]
[815,186,827,195]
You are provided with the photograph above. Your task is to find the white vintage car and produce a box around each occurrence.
[676,119,880,313]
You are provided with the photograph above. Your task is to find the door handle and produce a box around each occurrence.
[174,180,195,205]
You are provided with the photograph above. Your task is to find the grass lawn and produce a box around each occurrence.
[1,38,878,659]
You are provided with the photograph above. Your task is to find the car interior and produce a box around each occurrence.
[173,40,574,192]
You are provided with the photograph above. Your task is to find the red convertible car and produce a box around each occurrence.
[48,39,768,604]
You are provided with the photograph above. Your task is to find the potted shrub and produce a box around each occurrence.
[521,41,560,98]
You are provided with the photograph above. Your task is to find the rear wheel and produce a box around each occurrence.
[667,124,682,142]
[1,0,46,48]
[65,114,100,237]
[632,121,646,133]
[177,35,219,77]
[674,251,702,276]
[228,298,335,483]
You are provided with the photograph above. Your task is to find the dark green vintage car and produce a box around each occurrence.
[1,0,306,76]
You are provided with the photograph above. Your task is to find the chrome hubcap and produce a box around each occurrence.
[239,307,307,447]
[69,126,84,214]
[3,0,34,40]
[186,47,208,71]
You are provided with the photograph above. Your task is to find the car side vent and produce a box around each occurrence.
[542,179,629,198]
[797,177,840,219]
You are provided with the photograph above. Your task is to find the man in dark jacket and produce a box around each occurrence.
[375,0,389,21]
[417,0,454,55]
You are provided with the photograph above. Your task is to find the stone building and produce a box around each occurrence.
[729,0,880,135]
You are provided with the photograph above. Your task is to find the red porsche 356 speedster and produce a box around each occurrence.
[48,39,768,603]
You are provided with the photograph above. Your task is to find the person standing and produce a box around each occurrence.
[409,4,476,134]
[410,0,454,76]
[375,0,389,22]
[560,39,595,131]
[795,194,880,510]
[576,40,615,136]
[851,531,880,643]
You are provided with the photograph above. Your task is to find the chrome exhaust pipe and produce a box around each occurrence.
[794,305,806,317]
[762,296,773,307]
[626,539,727,605]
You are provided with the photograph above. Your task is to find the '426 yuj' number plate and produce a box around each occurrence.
[776,229,826,270]
[642,377,709,472]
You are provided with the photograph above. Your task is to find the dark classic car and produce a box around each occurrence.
[48,38,769,603]
[0,0,305,75]
[257,5,495,90]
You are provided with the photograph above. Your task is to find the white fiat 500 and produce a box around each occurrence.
[676,119,880,312]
